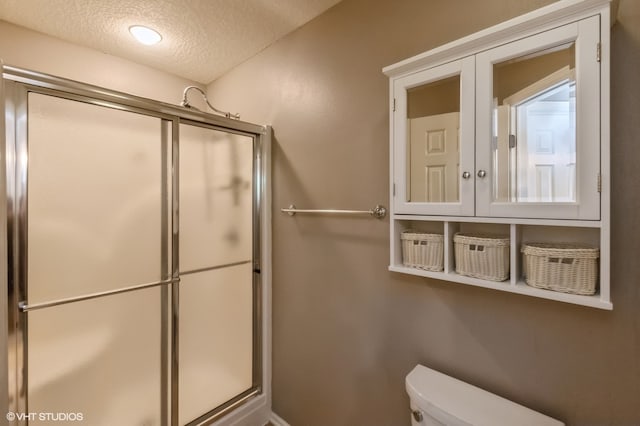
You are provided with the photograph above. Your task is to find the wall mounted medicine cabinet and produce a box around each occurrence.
[384,0,613,310]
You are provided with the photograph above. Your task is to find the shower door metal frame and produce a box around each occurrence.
[2,65,270,426]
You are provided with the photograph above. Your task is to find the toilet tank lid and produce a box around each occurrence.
[406,365,564,426]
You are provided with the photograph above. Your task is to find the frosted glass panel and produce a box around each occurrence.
[179,124,253,272]
[27,288,162,426]
[27,93,163,304]
[178,265,253,424]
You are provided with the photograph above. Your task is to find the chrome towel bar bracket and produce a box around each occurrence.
[281,204,387,219]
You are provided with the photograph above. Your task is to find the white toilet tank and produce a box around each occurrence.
[406,365,564,426]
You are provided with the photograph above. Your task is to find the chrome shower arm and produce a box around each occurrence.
[180,85,240,120]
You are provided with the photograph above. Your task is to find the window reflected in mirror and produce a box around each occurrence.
[492,43,576,203]
[407,75,461,203]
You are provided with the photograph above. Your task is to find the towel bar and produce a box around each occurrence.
[281,204,387,219]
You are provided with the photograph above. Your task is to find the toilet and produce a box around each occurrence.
[406,365,564,426]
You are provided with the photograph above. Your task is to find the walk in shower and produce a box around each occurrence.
[2,66,270,425]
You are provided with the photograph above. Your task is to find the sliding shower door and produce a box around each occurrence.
[178,124,256,424]
[4,70,265,426]
[21,92,168,425]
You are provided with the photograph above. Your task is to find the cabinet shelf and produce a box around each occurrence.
[388,264,611,310]
[391,218,610,309]
[392,214,602,229]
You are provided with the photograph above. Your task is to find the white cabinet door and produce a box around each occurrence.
[393,57,475,216]
[475,16,601,220]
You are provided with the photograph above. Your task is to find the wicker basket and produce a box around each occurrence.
[401,231,444,272]
[454,233,510,281]
[521,243,599,295]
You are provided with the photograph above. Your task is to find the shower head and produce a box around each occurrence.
[180,86,240,119]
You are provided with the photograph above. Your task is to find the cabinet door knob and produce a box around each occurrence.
[477,170,487,178]
[462,171,471,180]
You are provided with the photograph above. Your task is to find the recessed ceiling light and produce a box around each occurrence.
[129,25,162,45]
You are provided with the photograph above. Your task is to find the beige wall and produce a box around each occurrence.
[208,0,640,425]
[408,76,459,119]
[494,46,574,104]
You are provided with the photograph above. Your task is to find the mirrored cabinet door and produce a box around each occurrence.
[393,57,475,216]
[475,16,601,220]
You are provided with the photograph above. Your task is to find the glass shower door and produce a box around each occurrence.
[19,93,169,425]
[177,123,256,425]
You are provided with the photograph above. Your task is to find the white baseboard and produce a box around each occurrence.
[268,411,291,426]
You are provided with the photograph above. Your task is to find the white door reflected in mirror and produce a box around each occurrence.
[408,112,460,203]
[492,43,577,203]
[406,74,461,204]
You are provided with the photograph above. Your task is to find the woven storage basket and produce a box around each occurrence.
[401,231,444,272]
[521,243,599,295]
[454,233,510,281]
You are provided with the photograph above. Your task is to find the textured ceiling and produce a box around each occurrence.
[0,0,342,84]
